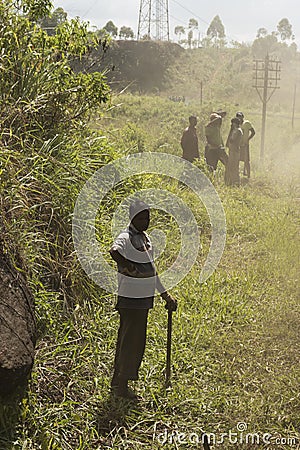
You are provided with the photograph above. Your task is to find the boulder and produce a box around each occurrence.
[0,248,36,396]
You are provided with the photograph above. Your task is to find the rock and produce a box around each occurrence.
[0,249,36,396]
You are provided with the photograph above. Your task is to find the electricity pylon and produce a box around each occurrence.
[137,0,169,41]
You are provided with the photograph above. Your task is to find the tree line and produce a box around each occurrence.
[39,7,298,58]
[40,7,135,40]
[174,15,297,51]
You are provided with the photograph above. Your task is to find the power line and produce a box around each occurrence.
[169,13,188,28]
[170,0,210,26]
[82,0,98,19]
[169,0,241,42]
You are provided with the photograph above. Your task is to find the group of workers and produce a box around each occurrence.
[108,109,256,402]
[181,110,256,185]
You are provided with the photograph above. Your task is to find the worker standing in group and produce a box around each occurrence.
[224,117,243,186]
[180,115,199,162]
[236,111,255,178]
[204,111,228,172]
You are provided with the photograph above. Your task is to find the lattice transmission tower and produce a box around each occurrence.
[137,0,170,41]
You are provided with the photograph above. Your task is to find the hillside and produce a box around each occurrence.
[166,46,300,111]
[75,40,184,93]
[80,39,300,114]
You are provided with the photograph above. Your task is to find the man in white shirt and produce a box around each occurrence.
[236,111,256,178]
[109,200,177,399]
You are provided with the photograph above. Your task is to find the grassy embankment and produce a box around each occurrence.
[1,94,299,449]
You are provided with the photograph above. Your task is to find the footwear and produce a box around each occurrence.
[111,378,140,401]
[111,385,140,401]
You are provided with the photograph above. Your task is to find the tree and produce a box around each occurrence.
[201,36,213,48]
[207,15,225,39]
[290,42,298,53]
[103,20,118,38]
[256,27,268,38]
[0,0,111,394]
[187,29,193,48]
[19,0,52,21]
[188,18,198,30]
[277,18,294,41]
[50,6,67,26]
[252,34,278,57]
[188,18,199,48]
[119,26,134,40]
[39,7,67,35]
[206,15,226,47]
[96,27,111,42]
[0,0,111,157]
[174,25,185,42]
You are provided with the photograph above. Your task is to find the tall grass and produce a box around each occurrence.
[1,92,299,448]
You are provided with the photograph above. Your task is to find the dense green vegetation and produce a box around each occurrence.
[1,1,300,449]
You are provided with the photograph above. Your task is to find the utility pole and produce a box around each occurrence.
[253,54,281,162]
[292,84,297,128]
[200,81,203,106]
[137,0,169,41]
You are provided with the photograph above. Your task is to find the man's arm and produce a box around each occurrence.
[180,129,188,151]
[213,110,226,118]
[155,273,177,311]
[249,127,255,140]
[205,117,222,146]
[109,246,138,276]
[209,117,222,126]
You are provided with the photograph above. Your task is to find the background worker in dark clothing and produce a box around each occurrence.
[224,117,243,186]
[236,111,255,178]
[181,115,199,162]
[110,200,177,400]
[204,112,228,171]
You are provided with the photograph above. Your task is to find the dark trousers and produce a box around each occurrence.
[205,145,228,171]
[112,308,149,383]
[240,144,250,177]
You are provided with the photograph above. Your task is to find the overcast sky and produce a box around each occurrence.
[52,0,299,46]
